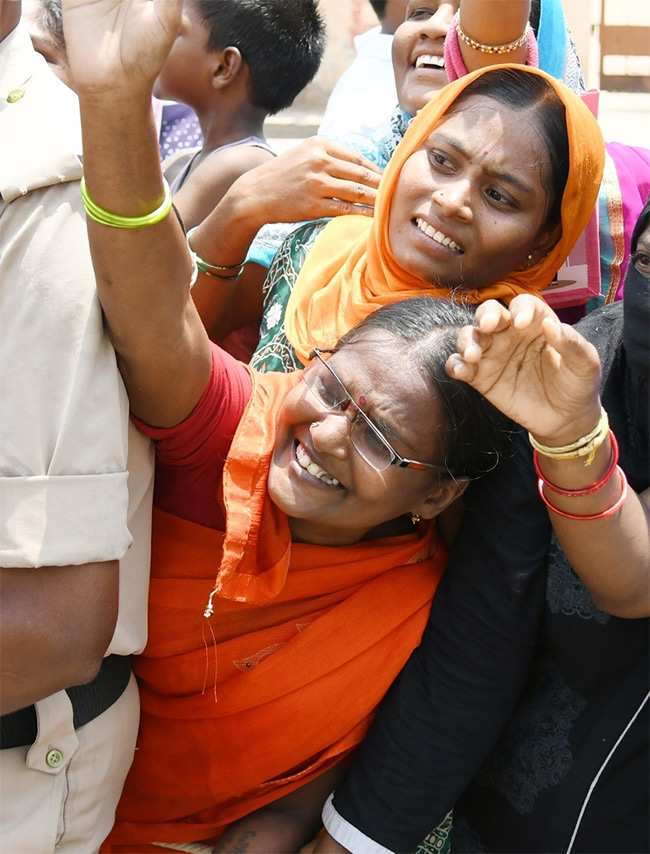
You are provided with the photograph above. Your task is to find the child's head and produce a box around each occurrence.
[192,0,326,115]
[370,1,408,35]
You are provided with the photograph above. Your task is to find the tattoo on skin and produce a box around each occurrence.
[213,828,257,853]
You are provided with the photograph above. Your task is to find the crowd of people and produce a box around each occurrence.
[1,0,648,852]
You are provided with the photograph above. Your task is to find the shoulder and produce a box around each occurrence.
[163,146,201,186]
[201,140,275,183]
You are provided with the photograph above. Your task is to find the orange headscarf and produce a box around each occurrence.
[105,369,446,851]
[284,64,605,364]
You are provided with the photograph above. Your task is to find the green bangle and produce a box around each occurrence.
[187,226,249,280]
[80,177,173,229]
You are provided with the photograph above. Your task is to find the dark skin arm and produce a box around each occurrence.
[208,765,347,854]
[456,0,530,69]
[172,143,274,230]
[1,561,118,714]
[188,137,381,343]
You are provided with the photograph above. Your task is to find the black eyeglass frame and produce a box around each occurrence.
[306,348,447,473]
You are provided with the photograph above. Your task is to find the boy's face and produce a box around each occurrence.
[154,0,212,105]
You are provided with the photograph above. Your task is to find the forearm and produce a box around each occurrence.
[210,767,346,854]
[189,184,268,339]
[76,89,210,424]
[79,92,191,348]
[535,430,650,617]
[0,561,118,714]
[456,0,530,70]
[211,810,315,854]
[191,175,271,271]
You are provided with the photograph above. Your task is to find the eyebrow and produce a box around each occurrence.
[339,373,414,451]
[431,131,538,196]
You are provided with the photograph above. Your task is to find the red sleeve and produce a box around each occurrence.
[132,343,252,529]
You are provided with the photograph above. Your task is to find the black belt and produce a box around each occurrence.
[0,654,132,750]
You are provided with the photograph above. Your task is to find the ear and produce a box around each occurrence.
[211,46,243,90]
[412,476,470,521]
[528,220,563,267]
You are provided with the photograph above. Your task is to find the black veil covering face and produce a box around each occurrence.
[620,194,650,492]
[623,194,650,381]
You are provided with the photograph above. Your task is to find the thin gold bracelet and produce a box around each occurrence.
[456,13,529,55]
[528,408,609,467]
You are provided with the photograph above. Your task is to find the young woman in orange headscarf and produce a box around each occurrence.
[247,64,604,372]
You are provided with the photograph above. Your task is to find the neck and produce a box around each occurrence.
[197,105,267,154]
[288,514,414,546]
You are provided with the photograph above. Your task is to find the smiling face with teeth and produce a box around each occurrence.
[387,94,559,291]
[266,333,460,546]
[392,1,459,118]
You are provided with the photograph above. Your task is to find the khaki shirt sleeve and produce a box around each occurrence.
[0,181,132,568]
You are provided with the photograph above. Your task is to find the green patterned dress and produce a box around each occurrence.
[250,220,327,374]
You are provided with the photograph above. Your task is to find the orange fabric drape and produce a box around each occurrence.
[284,64,605,364]
[106,369,447,851]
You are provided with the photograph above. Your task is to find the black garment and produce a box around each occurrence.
[452,299,649,853]
[333,282,650,852]
[333,430,552,851]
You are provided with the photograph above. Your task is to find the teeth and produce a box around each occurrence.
[416,218,463,253]
[415,55,445,69]
[296,442,340,487]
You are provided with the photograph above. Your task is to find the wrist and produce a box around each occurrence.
[528,401,603,449]
[197,186,264,263]
[77,84,154,113]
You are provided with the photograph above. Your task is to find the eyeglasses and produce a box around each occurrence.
[302,348,446,473]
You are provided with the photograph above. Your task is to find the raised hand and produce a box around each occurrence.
[230,136,382,226]
[446,295,602,444]
[61,0,182,96]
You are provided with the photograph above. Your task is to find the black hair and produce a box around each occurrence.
[338,297,511,480]
[454,67,570,233]
[193,0,326,115]
[369,1,388,18]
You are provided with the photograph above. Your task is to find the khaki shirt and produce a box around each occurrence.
[0,24,154,655]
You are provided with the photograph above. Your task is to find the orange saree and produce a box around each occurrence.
[106,369,447,851]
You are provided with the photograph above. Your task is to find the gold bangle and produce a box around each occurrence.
[528,407,609,467]
[455,13,529,55]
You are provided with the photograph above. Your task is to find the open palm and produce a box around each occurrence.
[62,0,182,95]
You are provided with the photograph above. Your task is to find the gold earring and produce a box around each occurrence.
[410,513,421,525]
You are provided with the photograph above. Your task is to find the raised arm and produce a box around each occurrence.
[454,0,531,70]
[448,295,650,617]
[62,0,211,426]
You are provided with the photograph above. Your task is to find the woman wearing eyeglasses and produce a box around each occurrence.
[59,0,607,850]
[110,292,507,854]
[59,4,510,852]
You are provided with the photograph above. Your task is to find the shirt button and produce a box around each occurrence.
[7,89,25,103]
[45,749,63,768]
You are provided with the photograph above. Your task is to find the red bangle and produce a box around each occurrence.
[533,431,619,497]
[537,467,629,520]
